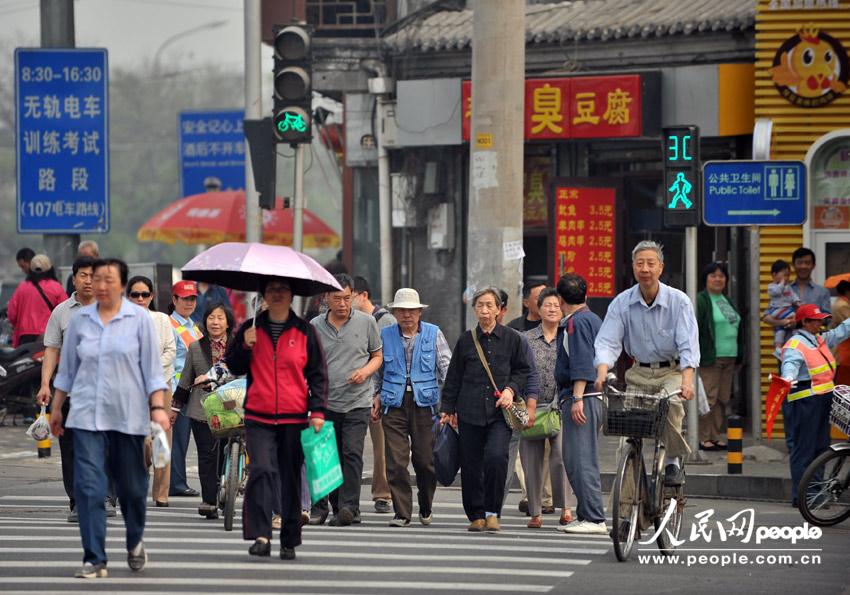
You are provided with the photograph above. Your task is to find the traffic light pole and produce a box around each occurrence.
[685,225,706,463]
[244,0,262,244]
[41,0,79,271]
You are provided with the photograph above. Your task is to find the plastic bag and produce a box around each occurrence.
[26,406,50,442]
[697,374,710,417]
[300,421,343,504]
[202,378,246,433]
[150,421,171,469]
[433,419,460,487]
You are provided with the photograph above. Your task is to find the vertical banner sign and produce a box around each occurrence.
[15,48,109,233]
[553,186,616,297]
[178,110,246,197]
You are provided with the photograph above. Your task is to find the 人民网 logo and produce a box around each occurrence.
[770,24,849,108]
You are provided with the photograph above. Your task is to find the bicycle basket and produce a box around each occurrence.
[830,385,850,435]
[603,389,670,439]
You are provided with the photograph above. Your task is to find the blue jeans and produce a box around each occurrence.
[783,393,832,505]
[73,430,148,565]
[169,411,192,494]
[561,397,606,523]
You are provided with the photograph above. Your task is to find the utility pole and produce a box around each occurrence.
[466,0,525,325]
[244,0,262,243]
[40,0,78,269]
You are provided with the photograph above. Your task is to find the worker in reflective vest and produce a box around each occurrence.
[778,303,850,506]
[168,280,205,498]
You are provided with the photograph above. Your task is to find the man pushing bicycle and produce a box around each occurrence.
[593,241,699,486]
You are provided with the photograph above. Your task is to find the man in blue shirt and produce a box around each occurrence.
[594,241,699,486]
[764,247,831,335]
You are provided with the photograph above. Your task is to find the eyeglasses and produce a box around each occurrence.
[129,291,152,299]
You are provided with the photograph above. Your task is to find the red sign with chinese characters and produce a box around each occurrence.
[553,186,616,298]
[524,156,550,227]
[462,75,643,141]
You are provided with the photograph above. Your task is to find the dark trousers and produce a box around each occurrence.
[458,418,512,521]
[73,430,148,565]
[312,407,370,516]
[169,411,193,494]
[59,400,115,511]
[190,419,225,506]
[784,393,832,504]
[244,420,306,548]
[382,393,437,521]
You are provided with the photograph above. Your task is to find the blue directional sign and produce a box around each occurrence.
[178,110,245,197]
[703,160,807,226]
[15,48,109,233]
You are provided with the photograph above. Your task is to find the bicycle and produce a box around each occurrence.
[797,384,850,527]
[215,425,248,532]
[602,379,685,561]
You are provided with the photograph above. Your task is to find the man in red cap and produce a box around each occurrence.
[778,303,850,507]
[168,280,204,499]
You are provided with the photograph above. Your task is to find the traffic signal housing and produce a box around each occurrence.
[662,125,701,227]
[273,24,312,144]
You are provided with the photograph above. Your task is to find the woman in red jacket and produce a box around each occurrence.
[225,277,328,560]
[7,254,67,346]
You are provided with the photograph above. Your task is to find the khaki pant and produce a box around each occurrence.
[698,358,735,442]
[369,417,391,501]
[624,364,691,458]
[145,392,173,503]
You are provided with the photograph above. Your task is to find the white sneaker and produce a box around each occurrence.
[418,511,433,526]
[272,514,282,530]
[74,562,108,579]
[559,520,609,535]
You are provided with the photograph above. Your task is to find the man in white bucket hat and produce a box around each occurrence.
[372,288,452,527]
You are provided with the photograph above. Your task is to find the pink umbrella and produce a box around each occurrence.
[181,242,341,296]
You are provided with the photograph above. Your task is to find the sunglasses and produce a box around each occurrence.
[129,291,152,299]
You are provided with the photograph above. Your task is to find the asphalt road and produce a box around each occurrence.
[1,428,848,594]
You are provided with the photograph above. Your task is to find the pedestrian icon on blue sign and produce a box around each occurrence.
[668,172,693,209]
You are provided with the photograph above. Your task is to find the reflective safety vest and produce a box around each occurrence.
[170,316,202,380]
[782,334,836,401]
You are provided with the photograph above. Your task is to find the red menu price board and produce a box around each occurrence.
[553,186,616,298]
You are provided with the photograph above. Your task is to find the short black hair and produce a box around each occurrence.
[838,280,850,296]
[93,258,129,286]
[522,281,547,299]
[259,277,291,296]
[498,289,509,310]
[72,256,96,277]
[702,261,728,286]
[536,287,559,309]
[771,259,790,275]
[16,247,35,262]
[792,247,816,265]
[334,273,354,291]
[127,275,155,310]
[557,274,587,305]
[202,301,235,339]
[352,276,371,295]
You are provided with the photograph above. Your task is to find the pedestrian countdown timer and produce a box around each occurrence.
[662,125,700,227]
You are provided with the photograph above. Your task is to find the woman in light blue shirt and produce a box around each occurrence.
[50,258,170,580]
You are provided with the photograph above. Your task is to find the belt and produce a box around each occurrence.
[637,359,679,369]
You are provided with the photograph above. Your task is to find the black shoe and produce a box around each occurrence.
[374,499,392,514]
[170,488,200,498]
[127,541,147,572]
[154,501,169,508]
[249,539,271,557]
[336,507,354,526]
[308,511,328,526]
[518,499,529,514]
[352,510,362,525]
[664,464,685,487]
[280,547,296,560]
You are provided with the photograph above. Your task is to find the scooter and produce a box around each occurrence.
[0,332,44,425]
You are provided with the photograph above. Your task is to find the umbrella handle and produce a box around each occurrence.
[252,292,260,328]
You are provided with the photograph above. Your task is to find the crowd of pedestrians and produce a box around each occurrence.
[7,237,844,577]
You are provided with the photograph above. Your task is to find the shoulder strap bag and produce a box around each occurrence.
[33,281,56,312]
[470,328,527,431]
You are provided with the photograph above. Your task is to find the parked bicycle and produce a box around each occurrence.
[797,384,850,527]
[602,377,685,561]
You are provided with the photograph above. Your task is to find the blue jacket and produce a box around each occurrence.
[380,322,440,409]
[556,308,603,402]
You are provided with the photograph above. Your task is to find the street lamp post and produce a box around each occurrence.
[152,19,228,76]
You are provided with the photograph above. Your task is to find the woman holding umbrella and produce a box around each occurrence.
[224,277,328,560]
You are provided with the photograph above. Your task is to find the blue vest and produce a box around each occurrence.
[380,322,440,409]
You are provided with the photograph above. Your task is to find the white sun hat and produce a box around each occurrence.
[388,288,429,310]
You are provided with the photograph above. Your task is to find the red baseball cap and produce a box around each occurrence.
[172,280,198,298]
[796,303,830,323]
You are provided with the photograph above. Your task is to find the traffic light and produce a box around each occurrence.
[662,126,700,227]
[273,24,312,144]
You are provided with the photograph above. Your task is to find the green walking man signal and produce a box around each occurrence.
[667,172,693,209]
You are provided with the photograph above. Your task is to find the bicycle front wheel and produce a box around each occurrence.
[798,447,850,527]
[611,441,641,561]
[223,440,240,532]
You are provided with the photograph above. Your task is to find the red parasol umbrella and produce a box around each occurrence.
[137,190,339,248]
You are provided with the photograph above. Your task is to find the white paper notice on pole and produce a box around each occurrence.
[503,240,525,261]
[471,151,498,190]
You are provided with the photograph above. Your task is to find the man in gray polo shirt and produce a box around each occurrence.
[36,257,97,522]
[309,274,383,526]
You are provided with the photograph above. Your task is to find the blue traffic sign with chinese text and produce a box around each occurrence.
[703,160,806,226]
[15,48,109,233]
[178,110,245,197]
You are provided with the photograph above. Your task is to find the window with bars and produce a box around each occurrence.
[306,0,389,35]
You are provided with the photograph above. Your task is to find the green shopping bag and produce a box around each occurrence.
[300,420,344,504]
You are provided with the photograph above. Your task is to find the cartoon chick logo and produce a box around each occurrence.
[770,24,849,108]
